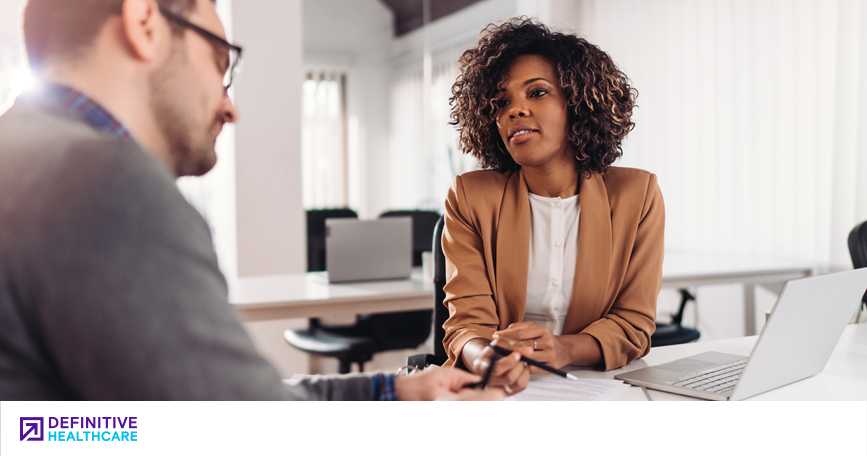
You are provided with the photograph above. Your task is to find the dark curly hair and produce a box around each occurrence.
[450,17,637,177]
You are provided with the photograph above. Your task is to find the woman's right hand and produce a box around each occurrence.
[467,337,533,395]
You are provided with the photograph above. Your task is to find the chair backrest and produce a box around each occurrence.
[848,220,867,269]
[379,210,441,266]
[432,215,449,365]
[306,208,358,272]
[847,220,867,306]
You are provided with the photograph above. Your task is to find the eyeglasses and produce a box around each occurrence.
[158,6,243,91]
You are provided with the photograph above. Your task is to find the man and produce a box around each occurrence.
[0,0,501,401]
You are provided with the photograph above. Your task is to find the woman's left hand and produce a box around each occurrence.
[493,322,570,373]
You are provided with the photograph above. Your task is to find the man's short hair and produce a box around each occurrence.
[23,0,197,71]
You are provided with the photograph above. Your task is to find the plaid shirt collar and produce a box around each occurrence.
[44,82,133,140]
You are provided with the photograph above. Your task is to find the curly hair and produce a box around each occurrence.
[450,17,637,176]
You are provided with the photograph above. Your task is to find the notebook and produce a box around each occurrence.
[615,268,867,400]
[324,217,412,283]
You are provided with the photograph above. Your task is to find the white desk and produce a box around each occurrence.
[229,268,433,321]
[229,253,816,331]
[662,252,817,335]
[562,323,867,401]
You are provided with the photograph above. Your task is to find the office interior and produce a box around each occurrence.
[1,0,866,381]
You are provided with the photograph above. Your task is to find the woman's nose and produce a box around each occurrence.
[508,102,529,119]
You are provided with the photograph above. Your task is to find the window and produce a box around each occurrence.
[301,71,348,209]
[389,46,479,213]
[0,0,32,113]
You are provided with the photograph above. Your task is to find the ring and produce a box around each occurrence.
[504,385,514,394]
[533,339,537,350]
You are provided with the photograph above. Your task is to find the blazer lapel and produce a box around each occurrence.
[495,169,531,329]
[564,171,612,333]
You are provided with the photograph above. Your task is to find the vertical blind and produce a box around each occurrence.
[389,46,480,213]
[577,0,867,269]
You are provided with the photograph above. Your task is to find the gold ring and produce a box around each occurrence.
[533,339,537,350]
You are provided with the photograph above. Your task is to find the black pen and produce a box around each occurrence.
[468,351,500,389]
[490,344,581,381]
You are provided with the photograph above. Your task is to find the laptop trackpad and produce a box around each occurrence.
[655,359,717,373]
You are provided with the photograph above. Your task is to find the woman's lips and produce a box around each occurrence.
[509,130,537,145]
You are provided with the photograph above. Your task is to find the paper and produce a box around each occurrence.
[506,376,631,401]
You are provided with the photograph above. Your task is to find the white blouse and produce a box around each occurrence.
[524,193,581,336]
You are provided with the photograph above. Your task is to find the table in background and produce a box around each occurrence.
[229,254,816,333]
[561,323,867,401]
[229,268,433,321]
[661,252,817,335]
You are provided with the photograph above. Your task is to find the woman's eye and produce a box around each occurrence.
[530,89,548,98]
[495,99,510,108]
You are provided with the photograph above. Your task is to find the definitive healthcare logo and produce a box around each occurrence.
[19,415,138,442]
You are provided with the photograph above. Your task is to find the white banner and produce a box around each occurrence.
[2,401,865,455]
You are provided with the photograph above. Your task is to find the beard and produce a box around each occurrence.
[148,43,220,177]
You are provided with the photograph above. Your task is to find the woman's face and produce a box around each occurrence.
[495,54,572,170]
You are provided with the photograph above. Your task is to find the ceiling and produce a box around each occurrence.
[379,0,485,36]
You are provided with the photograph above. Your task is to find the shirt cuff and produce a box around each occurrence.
[371,373,398,401]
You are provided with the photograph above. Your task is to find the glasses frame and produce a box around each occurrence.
[158,6,243,90]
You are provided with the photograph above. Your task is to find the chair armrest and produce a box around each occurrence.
[406,353,438,369]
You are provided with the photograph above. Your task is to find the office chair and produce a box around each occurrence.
[285,209,439,374]
[407,215,449,369]
[284,209,361,373]
[846,220,867,323]
[651,288,701,347]
[305,208,358,272]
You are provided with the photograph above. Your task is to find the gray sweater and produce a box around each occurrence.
[0,94,372,400]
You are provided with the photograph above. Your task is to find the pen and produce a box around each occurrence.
[468,351,500,389]
[490,344,581,381]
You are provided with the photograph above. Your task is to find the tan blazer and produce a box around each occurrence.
[441,167,664,371]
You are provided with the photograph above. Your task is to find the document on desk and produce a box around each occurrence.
[506,376,631,401]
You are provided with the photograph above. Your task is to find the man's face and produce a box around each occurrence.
[149,0,238,177]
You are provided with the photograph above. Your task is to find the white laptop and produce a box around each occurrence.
[324,217,412,283]
[615,268,867,400]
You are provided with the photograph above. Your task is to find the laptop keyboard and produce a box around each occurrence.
[663,358,747,396]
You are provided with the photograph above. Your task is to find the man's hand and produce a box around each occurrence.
[394,365,505,401]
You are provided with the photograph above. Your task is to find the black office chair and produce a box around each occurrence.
[285,209,439,374]
[379,210,442,266]
[407,215,449,369]
[846,220,867,323]
[284,209,362,373]
[651,288,701,347]
[305,208,358,272]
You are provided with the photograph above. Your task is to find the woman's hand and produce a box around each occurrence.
[494,322,571,373]
[468,337,534,395]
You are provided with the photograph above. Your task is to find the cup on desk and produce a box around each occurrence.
[422,251,434,282]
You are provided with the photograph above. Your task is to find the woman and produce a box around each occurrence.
[442,18,664,394]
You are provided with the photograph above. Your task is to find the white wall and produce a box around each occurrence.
[233,0,306,277]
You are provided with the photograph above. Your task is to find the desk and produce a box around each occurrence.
[229,268,433,322]
[230,253,815,334]
[562,323,867,401]
[662,252,816,335]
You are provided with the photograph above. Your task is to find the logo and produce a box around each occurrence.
[20,417,44,441]
[18,416,138,442]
